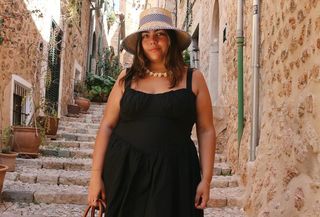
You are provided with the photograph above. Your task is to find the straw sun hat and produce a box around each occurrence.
[121,7,191,54]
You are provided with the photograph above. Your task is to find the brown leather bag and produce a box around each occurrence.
[83,199,107,217]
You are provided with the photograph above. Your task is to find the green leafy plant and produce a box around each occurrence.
[106,11,116,30]
[74,81,89,98]
[0,127,12,153]
[183,50,190,66]
[96,46,122,79]
[64,0,82,27]
[86,73,116,102]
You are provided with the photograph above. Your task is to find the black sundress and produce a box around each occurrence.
[103,68,203,217]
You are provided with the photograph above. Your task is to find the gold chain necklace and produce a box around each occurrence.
[146,69,169,77]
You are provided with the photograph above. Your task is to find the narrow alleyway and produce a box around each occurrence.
[0,103,245,216]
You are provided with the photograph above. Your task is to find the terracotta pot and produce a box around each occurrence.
[37,116,60,135]
[12,127,41,156]
[0,152,18,172]
[75,97,91,113]
[67,104,80,115]
[0,164,8,193]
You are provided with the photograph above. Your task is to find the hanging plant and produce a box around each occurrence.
[65,0,82,27]
[106,12,116,30]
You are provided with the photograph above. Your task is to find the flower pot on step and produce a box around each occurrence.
[75,97,91,113]
[67,104,81,117]
[0,152,18,172]
[0,164,8,193]
[37,116,60,136]
[12,126,42,157]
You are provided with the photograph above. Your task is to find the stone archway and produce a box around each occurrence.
[208,0,220,107]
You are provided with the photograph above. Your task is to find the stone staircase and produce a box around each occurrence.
[0,103,245,216]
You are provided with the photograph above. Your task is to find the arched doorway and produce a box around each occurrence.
[208,0,220,106]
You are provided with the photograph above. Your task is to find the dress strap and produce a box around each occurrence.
[186,67,193,90]
[124,68,131,89]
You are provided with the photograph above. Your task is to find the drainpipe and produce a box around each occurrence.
[236,0,244,158]
[86,7,93,76]
[250,0,260,161]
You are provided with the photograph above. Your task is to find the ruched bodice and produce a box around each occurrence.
[113,87,196,152]
[102,68,203,217]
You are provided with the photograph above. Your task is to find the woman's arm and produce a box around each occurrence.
[91,69,126,173]
[88,69,126,205]
[192,69,217,209]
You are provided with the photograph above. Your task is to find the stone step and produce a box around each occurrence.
[59,116,100,124]
[45,140,94,149]
[5,164,238,188]
[0,202,87,217]
[2,180,87,205]
[214,162,233,176]
[204,207,245,217]
[215,153,227,163]
[40,147,93,158]
[0,202,245,217]
[16,157,92,171]
[208,187,245,208]
[56,132,96,142]
[2,180,243,208]
[5,168,90,186]
[211,175,239,188]
[19,153,230,176]
[58,121,100,129]
[57,126,98,135]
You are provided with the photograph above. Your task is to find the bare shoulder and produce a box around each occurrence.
[117,69,127,80]
[191,68,207,95]
[114,69,127,92]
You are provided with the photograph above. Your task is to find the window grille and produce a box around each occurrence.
[13,82,28,125]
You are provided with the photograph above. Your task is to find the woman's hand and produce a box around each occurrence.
[194,179,211,209]
[87,173,106,207]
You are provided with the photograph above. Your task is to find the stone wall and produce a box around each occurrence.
[0,0,43,129]
[239,1,320,216]
[0,0,91,128]
[59,0,90,115]
[177,0,320,216]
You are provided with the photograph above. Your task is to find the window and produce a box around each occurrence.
[12,82,28,126]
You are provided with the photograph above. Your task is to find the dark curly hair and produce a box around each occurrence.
[120,30,187,88]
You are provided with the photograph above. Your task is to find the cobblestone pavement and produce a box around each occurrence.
[0,202,246,217]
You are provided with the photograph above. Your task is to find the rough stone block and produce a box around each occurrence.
[207,198,227,208]
[59,176,89,186]
[37,174,58,185]
[228,197,242,207]
[214,167,222,175]
[2,190,34,202]
[42,161,64,170]
[64,162,86,171]
[58,150,71,158]
[41,149,58,157]
[212,179,229,188]
[19,174,37,183]
[221,168,232,176]
[34,192,87,205]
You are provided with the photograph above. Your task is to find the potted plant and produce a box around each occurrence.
[74,81,91,113]
[0,127,18,172]
[0,164,8,193]
[11,39,47,157]
[37,101,60,136]
[11,103,45,158]
[86,73,116,102]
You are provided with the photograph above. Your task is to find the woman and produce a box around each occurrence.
[88,7,216,217]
